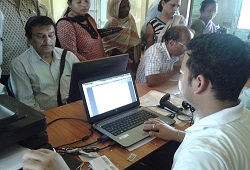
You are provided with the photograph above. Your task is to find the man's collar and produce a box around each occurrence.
[30,46,57,63]
[186,102,245,132]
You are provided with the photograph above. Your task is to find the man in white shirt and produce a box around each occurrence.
[0,10,7,94]
[0,10,3,77]
[21,34,250,170]
[143,33,250,169]
[136,26,192,87]
[10,16,79,112]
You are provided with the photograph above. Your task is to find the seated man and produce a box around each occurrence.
[10,16,79,112]
[136,26,192,87]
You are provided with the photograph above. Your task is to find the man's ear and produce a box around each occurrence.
[168,39,176,46]
[193,74,209,94]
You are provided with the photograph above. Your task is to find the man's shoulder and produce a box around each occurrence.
[145,43,162,54]
[13,48,33,61]
[54,47,79,62]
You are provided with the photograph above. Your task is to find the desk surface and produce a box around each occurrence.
[42,81,186,169]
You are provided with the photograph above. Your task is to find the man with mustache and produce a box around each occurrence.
[10,16,79,112]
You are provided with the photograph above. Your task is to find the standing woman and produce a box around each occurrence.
[102,0,141,77]
[191,0,218,37]
[57,0,106,61]
[146,0,186,49]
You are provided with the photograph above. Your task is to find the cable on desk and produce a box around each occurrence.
[56,134,110,151]
[47,117,88,126]
[47,118,94,148]
[97,141,117,152]
[53,124,94,149]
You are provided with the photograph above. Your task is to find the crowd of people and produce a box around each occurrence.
[0,0,250,169]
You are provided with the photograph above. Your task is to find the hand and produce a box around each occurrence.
[143,118,179,141]
[22,149,70,170]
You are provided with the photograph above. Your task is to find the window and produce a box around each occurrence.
[237,0,250,29]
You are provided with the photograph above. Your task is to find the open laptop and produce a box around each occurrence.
[67,54,129,103]
[78,71,175,147]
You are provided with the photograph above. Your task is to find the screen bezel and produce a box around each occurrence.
[78,71,140,124]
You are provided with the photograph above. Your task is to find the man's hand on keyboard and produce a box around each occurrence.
[143,118,179,141]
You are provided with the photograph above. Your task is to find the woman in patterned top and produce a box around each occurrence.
[56,0,106,61]
[146,0,186,49]
[102,0,141,78]
[190,0,219,37]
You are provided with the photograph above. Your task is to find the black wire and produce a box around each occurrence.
[47,117,88,126]
[55,127,94,149]
[97,142,117,152]
[47,118,93,149]
[69,140,99,149]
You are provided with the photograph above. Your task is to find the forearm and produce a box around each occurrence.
[146,70,178,87]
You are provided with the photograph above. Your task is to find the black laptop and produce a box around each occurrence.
[67,54,129,103]
[78,71,175,147]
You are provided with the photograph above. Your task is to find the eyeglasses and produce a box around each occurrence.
[176,41,187,49]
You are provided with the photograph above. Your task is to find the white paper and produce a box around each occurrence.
[0,144,30,170]
[79,152,100,162]
[126,136,155,152]
[89,155,118,170]
[139,88,189,126]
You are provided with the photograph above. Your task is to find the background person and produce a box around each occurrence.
[56,0,106,61]
[136,26,192,87]
[0,10,7,94]
[190,0,219,37]
[0,0,51,88]
[102,0,141,78]
[143,33,250,169]
[10,16,79,112]
[141,0,161,46]
[146,0,186,49]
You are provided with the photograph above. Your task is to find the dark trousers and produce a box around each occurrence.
[126,140,180,170]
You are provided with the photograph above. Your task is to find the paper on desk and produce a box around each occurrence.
[89,155,119,170]
[139,88,187,126]
[169,73,180,82]
[0,144,30,170]
[79,152,100,162]
[127,136,155,152]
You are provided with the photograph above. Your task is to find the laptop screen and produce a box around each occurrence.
[67,54,129,103]
[79,72,140,124]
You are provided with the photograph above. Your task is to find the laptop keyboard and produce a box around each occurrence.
[101,110,158,136]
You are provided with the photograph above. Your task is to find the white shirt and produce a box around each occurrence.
[0,11,3,77]
[10,47,79,111]
[172,102,250,170]
[136,43,179,83]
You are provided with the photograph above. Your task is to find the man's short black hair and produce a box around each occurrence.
[186,33,250,102]
[25,16,56,39]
